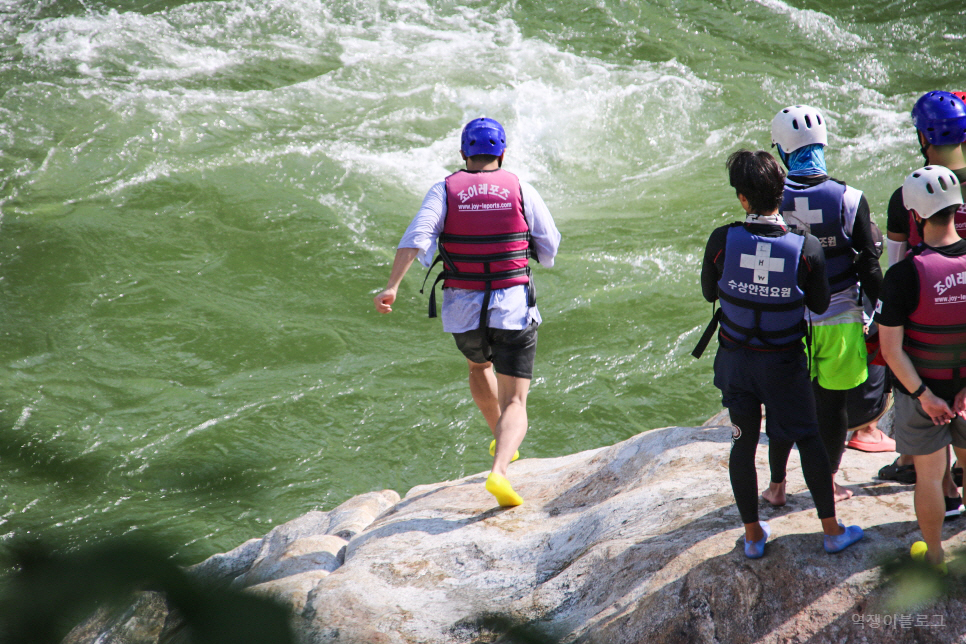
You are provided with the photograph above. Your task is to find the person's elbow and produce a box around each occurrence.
[808,293,831,315]
[879,331,905,370]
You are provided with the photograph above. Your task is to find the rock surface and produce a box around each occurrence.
[67,413,966,643]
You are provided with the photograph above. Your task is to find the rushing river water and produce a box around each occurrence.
[0,0,963,561]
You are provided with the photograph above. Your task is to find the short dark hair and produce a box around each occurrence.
[726,149,786,214]
[927,203,960,226]
[468,154,499,165]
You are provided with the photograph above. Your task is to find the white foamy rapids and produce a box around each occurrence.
[321,3,715,202]
[10,0,716,212]
[16,0,335,82]
[750,0,867,50]
[583,247,700,287]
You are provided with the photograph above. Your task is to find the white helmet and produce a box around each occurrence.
[902,165,964,219]
[771,105,828,153]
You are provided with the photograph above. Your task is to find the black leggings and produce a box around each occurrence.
[729,410,837,525]
[813,380,849,473]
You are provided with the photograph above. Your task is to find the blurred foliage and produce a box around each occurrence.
[878,546,966,613]
[0,536,294,644]
[0,406,293,643]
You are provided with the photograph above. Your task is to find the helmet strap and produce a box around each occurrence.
[918,131,931,165]
[775,144,790,170]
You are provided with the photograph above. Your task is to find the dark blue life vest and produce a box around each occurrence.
[717,224,807,349]
[781,178,857,293]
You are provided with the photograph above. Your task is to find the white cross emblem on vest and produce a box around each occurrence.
[740,242,785,285]
[785,196,823,232]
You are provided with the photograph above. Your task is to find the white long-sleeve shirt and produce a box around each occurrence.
[398,178,561,333]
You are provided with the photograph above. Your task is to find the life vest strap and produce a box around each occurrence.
[823,245,855,259]
[719,310,806,342]
[441,249,530,263]
[827,265,859,290]
[444,267,530,282]
[440,232,530,244]
[906,321,966,335]
[421,264,533,319]
[903,336,966,353]
[908,354,966,371]
[423,271,446,318]
[691,306,721,359]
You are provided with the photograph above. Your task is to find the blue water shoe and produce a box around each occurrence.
[823,523,863,554]
[744,521,770,559]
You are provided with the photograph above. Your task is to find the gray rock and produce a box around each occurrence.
[68,418,966,644]
[234,534,347,589]
[188,537,263,586]
[62,592,168,644]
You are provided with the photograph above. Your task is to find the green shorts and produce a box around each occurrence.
[807,322,868,390]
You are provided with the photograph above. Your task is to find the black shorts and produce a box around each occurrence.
[453,322,538,379]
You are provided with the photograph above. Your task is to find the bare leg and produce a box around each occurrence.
[913,449,948,566]
[764,438,791,506]
[833,472,853,502]
[467,359,500,433]
[491,373,530,478]
[820,517,845,536]
[763,480,786,506]
[744,521,765,542]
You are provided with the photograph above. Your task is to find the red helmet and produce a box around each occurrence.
[953,91,966,104]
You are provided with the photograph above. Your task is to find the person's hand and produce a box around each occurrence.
[919,389,955,425]
[954,387,966,418]
[373,288,397,313]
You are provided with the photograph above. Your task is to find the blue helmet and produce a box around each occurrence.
[912,91,966,146]
[461,117,506,157]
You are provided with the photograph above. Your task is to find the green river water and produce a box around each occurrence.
[0,0,964,562]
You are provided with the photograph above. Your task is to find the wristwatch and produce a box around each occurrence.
[912,383,927,399]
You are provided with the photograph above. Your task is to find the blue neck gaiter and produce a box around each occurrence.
[778,143,827,177]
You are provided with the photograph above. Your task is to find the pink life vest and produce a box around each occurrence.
[903,247,966,382]
[421,169,535,320]
[906,203,966,246]
[440,169,530,290]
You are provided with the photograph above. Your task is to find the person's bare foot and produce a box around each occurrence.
[762,480,786,506]
[833,479,853,502]
[853,426,881,443]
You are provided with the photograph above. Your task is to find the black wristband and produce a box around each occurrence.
[912,383,927,399]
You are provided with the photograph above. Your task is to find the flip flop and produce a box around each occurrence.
[846,432,896,453]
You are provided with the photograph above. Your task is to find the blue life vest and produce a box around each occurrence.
[717,224,807,348]
[781,178,857,293]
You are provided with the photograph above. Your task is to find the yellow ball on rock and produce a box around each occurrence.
[910,541,928,560]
